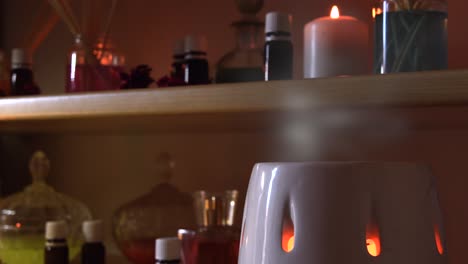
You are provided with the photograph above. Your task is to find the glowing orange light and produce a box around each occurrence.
[366,238,379,256]
[372,7,383,18]
[330,5,340,19]
[15,222,21,229]
[434,225,444,255]
[282,231,295,252]
[366,223,381,257]
[287,236,295,252]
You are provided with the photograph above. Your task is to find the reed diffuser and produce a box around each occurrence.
[373,0,447,74]
[48,0,122,92]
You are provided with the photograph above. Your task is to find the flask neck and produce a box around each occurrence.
[234,21,264,50]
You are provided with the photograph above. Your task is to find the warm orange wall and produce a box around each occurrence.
[3,0,464,94]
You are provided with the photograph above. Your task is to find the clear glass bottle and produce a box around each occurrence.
[66,35,122,92]
[112,153,195,264]
[373,0,448,73]
[0,151,92,264]
[215,20,264,83]
[181,190,240,264]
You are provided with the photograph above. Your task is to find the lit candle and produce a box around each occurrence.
[303,5,369,78]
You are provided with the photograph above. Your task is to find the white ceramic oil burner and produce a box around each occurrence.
[239,162,447,264]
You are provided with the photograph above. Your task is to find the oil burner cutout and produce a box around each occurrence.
[239,162,448,264]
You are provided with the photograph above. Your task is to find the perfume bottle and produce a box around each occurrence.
[112,153,195,264]
[181,190,240,264]
[81,220,105,264]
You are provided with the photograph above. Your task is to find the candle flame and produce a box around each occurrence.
[330,5,340,19]
[366,238,379,257]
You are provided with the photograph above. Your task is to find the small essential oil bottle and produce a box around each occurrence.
[264,12,293,81]
[81,220,106,264]
[10,48,40,95]
[183,35,210,85]
[155,237,181,264]
[45,220,69,264]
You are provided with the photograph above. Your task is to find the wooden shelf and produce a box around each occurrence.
[1,70,468,133]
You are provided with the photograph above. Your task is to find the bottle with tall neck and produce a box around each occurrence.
[264,12,293,81]
[10,48,40,95]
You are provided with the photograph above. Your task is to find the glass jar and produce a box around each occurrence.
[0,151,92,264]
[181,190,240,264]
[373,0,448,73]
[112,153,195,264]
[215,20,264,83]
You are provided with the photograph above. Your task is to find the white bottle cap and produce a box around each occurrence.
[265,12,292,34]
[11,48,32,69]
[82,220,104,243]
[155,237,181,261]
[173,39,185,56]
[45,221,68,240]
[184,35,207,53]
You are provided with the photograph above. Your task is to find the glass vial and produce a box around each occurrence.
[44,221,69,264]
[215,20,264,83]
[183,36,210,85]
[10,48,40,95]
[81,220,105,264]
[264,12,293,81]
[155,237,181,264]
[373,0,448,73]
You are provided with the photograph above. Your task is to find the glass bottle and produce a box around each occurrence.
[81,220,105,264]
[0,151,92,264]
[66,35,122,92]
[44,221,69,264]
[155,237,181,264]
[181,190,240,264]
[215,20,264,83]
[10,48,40,95]
[183,36,210,85]
[373,0,448,73]
[264,12,293,81]
[112,153,195,264]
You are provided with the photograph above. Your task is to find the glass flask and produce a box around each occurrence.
[0,151,92,264]
[112,153,195,264]
[181,190,240,264]
[373,0,448,73]
[215,20,264,83]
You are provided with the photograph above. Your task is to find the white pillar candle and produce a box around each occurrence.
[304,6,369,78]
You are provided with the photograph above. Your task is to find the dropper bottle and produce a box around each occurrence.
[81,220,106,264]
[44,220,69,264]
[264,12,293,81]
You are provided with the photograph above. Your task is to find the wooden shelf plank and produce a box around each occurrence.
[1,70,468,133]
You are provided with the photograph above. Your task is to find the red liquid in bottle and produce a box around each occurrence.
[66,64,121,93]
[119,239,155,264]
